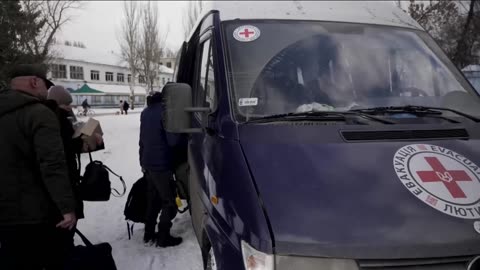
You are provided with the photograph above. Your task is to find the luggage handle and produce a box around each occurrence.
[103,164,127,197]
[75,228,93,247]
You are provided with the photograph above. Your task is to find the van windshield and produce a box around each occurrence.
[223,21,480,122]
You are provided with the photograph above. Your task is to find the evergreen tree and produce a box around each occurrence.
[0,0,43,87]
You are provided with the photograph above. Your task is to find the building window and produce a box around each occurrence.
[117,73,124,82]
[160,62,163,66]
[92,96,102,104]
[91,70,99,81]
[69,65,84,80]
[166,62,172,68]
[162,77,166,85]
[51,64,67,79]
[139,75,145,84]
[128,74,132,83]
[106,72,113,82]
[167,77,171,82]
[137,96,145,103]
[104,96,114,104]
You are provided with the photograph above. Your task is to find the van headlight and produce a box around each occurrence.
[241,240,274,270]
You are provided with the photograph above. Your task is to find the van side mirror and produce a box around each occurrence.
[163,83,210,133]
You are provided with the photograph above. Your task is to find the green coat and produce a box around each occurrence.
[0,89,75,225]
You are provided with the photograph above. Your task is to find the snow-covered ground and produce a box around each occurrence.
[74,112,203,270]
[74,107,145,117]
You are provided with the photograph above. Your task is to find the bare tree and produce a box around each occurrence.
[406,0,480,68]
[20,0,82,63]
[395,0,402,9]
[137,1,169,95]
[119,1,141,109]
[453,0,478,67]
[182,0,203,40]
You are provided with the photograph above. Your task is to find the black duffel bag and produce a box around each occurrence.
[65,229,117,270]
[78,152,126,201]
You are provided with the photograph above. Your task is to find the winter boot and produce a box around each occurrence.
[156,229,182,248]
[143,232,156,244]
[144,225,156,245]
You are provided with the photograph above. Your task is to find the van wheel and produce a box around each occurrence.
[205,247,218,270]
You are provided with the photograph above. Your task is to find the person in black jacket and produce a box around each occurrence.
[123,100,130,115]
[81,98,90,116]
[45,86,104,245]
[0,64,77,270]
[46,87,86,218]
[139,91,184,247]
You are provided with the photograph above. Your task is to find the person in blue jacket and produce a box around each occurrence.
[139,91,183,247]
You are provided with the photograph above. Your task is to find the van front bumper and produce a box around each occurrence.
[274,255,477,270]
[275,256,359,270]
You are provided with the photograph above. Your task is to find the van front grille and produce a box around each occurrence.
[358,256,473,270]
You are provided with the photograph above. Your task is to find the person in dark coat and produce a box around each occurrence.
[46,87,87,219]
[123,100,130,115]
[45,87,104,227]
[139,91,183,247]
[81,98,90,116]
[0,64,77,269]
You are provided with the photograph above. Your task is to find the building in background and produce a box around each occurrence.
[159,56,176,70]
[48,42,174,107]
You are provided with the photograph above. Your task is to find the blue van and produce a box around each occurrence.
[163,2,480,270]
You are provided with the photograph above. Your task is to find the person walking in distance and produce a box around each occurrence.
[139,91,182,247]
[123,99,130,115]
[119,100,124,115]
[0,64,77,269]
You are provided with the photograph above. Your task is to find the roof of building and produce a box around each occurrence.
[51,44,175,75]
[159,65,174,74]
[463,65,480,72]
[187,1,422,41]
[77,83,147,95]
[51,44,128,68]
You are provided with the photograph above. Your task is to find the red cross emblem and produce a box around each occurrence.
[417,157,472,199]
[239,28,255,38]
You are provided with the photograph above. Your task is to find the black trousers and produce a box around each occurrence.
[0,224,73,270]
[145,170,178,235]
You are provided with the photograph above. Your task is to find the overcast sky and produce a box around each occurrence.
[57,1,189,54]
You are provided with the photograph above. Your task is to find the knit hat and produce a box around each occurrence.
[48,85,73,105]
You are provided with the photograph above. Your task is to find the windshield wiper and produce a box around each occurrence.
[247,111,396,124]
[351,105,480,123]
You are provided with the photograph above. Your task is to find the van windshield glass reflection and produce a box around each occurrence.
[224,21,480,121]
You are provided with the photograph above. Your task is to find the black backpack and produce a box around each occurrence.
[123,175,147,239]
[79,152,126,201]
